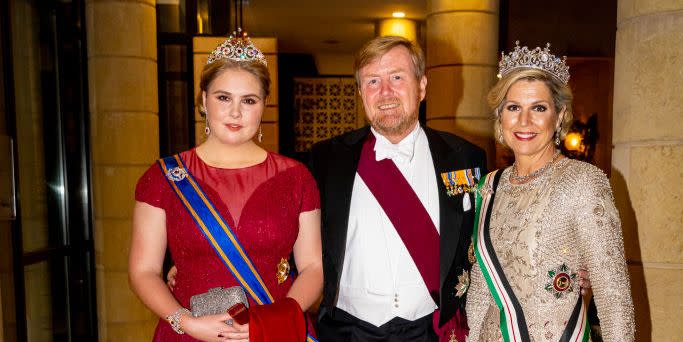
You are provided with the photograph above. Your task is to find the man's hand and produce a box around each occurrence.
[167,265,178,291]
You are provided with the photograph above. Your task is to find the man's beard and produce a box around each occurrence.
[370,109,417,137]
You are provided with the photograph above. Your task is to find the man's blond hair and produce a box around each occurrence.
[354,36,425,86]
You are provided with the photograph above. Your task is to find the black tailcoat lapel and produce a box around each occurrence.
[424,127,465,290]
[312,125,486,327]
[424,127,485,326]
[310,126,369,309]
[324,127,368,272]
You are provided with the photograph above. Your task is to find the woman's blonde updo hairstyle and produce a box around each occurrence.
[487,68,573,147]
[195,58,271,117]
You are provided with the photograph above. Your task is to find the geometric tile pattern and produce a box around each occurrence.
[294,77,358,152]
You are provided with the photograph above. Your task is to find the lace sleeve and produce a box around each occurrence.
[576,168,635,341]
[298,165,321,213]
[135,162,171,210]
[466,261,493,342]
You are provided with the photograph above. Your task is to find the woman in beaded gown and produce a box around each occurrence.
[465,43,634,342]
[128,33,322,342]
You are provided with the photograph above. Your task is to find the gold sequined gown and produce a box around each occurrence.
[466,158,634,341]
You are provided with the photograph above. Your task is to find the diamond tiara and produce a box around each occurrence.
[206,28,267,66]
[498,41,570,84]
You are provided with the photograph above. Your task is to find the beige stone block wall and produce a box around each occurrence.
[628,265,683,340]
[88,58,158,113]
[192,37,279,150]
[426,65,496,121]
[92,112,159,165]
[617,0,683,21]
[96,219,134,271]
[613,1,683,340]
[627,145,683,263]
[612,11,683,143]
[425,12,498,67]
[86,0,159,340]
[93,166,150,219]
[105,320,159,341]
[87,1,156,58]
[425,0,499,161]
[103,272,157,323]
[428,0,498,12]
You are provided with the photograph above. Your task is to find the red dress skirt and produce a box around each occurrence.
[135,149,320,341]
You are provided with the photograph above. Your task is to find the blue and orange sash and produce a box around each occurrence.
[472,171,589,342]
[159,155,318,342]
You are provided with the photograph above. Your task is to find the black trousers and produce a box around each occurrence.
[317,308,438,342]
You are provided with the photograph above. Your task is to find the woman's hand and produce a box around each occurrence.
[220,322,249,342]
[180,313,240,342]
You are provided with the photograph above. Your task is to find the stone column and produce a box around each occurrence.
[425,0,499,165]
[612,1,683,340]
[86,0,159,340]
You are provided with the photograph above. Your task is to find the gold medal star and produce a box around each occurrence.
[455,270,470,298]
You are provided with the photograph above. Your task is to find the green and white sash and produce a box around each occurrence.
[472,170,589,342]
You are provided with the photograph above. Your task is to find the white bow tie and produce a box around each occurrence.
[374,141,414,163]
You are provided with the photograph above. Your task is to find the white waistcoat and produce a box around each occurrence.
[336,126,440,326]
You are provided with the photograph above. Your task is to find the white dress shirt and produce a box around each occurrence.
[337,124,440,326]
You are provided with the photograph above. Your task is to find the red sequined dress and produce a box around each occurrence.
[135,149,320,341]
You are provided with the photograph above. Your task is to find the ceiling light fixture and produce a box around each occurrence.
[392,12,406,18]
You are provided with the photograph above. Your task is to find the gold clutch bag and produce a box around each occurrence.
[189,286,249,317]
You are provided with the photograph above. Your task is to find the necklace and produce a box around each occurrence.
[510,150,561,184]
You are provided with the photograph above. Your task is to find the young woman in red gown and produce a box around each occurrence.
[128,34,322,342]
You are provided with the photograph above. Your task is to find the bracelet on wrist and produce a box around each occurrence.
[165,308,192,334]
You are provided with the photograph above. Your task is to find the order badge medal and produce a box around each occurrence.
[449,330,459,342]
[544,263,577,298]
[165,167,188,182]
[276,258,290,284]
[454,270,470,298]
[468,241,477,264]
[441,167,481,196]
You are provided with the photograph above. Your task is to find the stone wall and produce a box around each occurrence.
[425,0,499,167]
[86,0,160,340]
[612,0,683,340]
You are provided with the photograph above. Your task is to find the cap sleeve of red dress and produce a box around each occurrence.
[135,162,171,210]
[297,165,320,214]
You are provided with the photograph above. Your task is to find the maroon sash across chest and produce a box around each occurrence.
[356,135,440,300]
